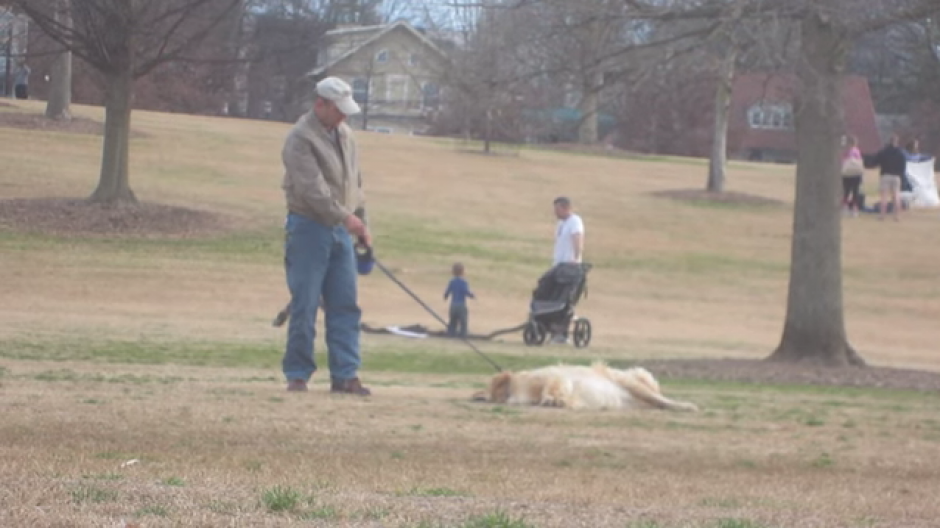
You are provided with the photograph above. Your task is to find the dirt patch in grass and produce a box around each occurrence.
[652,188,785,207]
[0,197,234,238]
[0,110,146,137]
[641,357,940,392]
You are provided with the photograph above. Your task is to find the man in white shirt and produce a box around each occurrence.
[553,196,584,265]
[545,196,585,343]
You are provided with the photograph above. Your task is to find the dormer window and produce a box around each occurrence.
[748,103,793,130]
[376,49,389,63]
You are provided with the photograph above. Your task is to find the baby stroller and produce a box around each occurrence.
[522,262,593,348]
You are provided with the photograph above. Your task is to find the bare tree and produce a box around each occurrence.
[516,0,642,144]
[850,18,940,153]
[44,0,71,120]
[768,1,940,366]
[770,9,862,366]
[624,0,940,366]
[430,0,521,152]
[1,4,28,97]
[380,0,416,22]
[13,0,241,205]
[706,44,735,192]
[703,2,747,193]
[705,3,788,193]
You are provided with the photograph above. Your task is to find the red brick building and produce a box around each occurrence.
[728,73,882,163]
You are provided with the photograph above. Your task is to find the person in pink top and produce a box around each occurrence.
[840,134,865,217]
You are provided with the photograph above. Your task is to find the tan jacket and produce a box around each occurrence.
[281,111,366,226]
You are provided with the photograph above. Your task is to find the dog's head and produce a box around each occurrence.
[471,371,513,403]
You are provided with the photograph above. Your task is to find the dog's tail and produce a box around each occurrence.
[619,368,699,412]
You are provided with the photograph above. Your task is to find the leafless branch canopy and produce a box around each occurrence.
[13,0,241,78]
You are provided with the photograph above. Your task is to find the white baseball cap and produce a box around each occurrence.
[315,77,361,116]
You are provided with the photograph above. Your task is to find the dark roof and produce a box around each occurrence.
[729,73,882,154]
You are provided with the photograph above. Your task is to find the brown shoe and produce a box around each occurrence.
[330,378,371,396]
[286,379,308,392]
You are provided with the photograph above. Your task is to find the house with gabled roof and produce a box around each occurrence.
[728,73,882,162]
[309,21,451,135]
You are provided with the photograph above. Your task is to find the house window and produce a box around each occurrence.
[409,53,420,66]
[352,78,369,104]
[386,75,407,103]
[748,103,793,130]
[422,82,441,110]
[375,49,389,63]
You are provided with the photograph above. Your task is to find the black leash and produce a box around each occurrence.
[361,246,503,373]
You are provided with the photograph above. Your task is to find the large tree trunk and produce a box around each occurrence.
[45,0,72,121]
[706,48,736,193]
[89,67,137,205]
[769,12,864,367]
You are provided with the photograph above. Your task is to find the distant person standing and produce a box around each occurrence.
[840,135,864,217]
[867,134,907,222]
[552,196,585,265]
[547,196,585,344]
[13,62,30,100]
[903,139,930,162]
[444,262,475,338]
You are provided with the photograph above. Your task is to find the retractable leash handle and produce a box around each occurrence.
[356,239,503,373]
[354,241,375,276]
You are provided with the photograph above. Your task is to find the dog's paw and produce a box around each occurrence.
[470,391,488,402]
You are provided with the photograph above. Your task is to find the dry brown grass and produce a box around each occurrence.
[3,100,940,527]
[2,360,939,527]
[2,100,939,369]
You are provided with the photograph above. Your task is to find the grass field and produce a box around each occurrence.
[2,100,940,527]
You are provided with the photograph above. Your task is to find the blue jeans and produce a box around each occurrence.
[448,304,468,338]
[282,213,362,383]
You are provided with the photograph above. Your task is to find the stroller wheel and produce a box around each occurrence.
[523,321,546,346]
[573,319,592,348]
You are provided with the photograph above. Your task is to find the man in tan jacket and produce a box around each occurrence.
[281,77,372,395]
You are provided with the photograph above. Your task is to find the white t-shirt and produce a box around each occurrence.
[553,213,585,265]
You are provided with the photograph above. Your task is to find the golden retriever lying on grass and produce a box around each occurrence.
[472,362,699,412]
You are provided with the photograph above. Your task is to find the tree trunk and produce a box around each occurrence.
[768,12,864,367]
[230,1,251,117]
[484,107,492,154]
[360,80,370,131]
[706,47,736,193]
[3,22,11,97]
[45,0,72,121]
[578,71,603,145]
[89,67,137,205]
